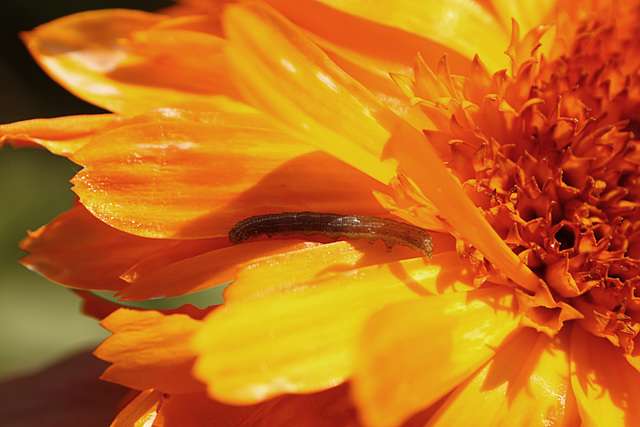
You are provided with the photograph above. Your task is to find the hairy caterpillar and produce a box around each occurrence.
[228,212,433,258]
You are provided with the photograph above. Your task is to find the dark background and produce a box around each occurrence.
[0,0,171,379]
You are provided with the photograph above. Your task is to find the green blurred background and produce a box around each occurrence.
[0,0,171,380]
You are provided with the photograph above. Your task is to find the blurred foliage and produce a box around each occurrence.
[0,0,171,379]
[0,147,103,379]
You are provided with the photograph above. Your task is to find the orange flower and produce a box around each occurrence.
[3,0,640,425]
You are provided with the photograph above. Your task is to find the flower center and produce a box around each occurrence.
[407,4,640,348]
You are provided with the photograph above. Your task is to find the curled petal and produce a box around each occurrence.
[515,282,584,336]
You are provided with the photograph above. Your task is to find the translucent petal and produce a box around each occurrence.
[223,2,400,184]
[307,0,511,72]
[353,287,520,427]
[428,328,579,426]
[570,326,640,426]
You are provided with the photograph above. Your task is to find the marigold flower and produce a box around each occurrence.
[2,0,640,426]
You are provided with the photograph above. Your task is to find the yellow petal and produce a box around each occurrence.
[266,0,474,73]
[263,0,474,118]
[191,255,474,404]
[308,0,511,72]
[427,328,579,426]
[226,246,472,303]
[570,325,640,426]
[352,286,520,427]
[223,2,399,184]
[224,240,367,302]
[487,0,557,36]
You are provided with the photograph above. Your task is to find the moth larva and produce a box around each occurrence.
[228,212,433,258]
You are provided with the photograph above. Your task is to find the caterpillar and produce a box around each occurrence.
[228,212,433,258]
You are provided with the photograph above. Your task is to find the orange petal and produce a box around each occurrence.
[119,240,323,301]
[0,114,115,156]
[95,309,206,394]
[223,2,400,184]
[23,10,241,114]
[70,108,389,238]
[19,203,179,291]
[225,241,469,303]
[190,256,472,404]
[352,286,521,427]
[110,389,163,427]
[570,325,640,426]
[158,386,360,427]
[427,328,580,426]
